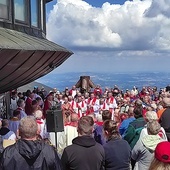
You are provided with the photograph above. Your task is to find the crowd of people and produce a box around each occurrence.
[0,84,170,169]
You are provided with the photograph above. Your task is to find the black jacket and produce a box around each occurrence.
[61,135,105,170]
[160,107,170,141]
[1,139,62,170]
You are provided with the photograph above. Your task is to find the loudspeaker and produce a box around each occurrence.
[46,109,64,132]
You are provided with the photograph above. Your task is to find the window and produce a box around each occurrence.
[0,0,9,19]
[31,0,38,27]
[0,0,46,37]
[14,0,27,22]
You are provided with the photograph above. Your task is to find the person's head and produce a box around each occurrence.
[36,97,42,104]
[32,100,38,107]
[29,92,35,99]
[17,92,23,98]
[47,94,53,101]
[53,88,57,93]
[107,91,113,98]
[145,111,158,122]
[162,97,170,108]
[2,119,9,128]
[77,116,94,136]
[143,95,150,103]
[102,110,112,121]
[17,99,25,108]
[102,92,107,99]
[99,98,105,105]
[96,114,103,122]
[133,107,143,119]
[77,95,82,102]
[26,90,31,97]
[19,116,38,140]
[135,99,143,107]
[72,85,76,90]
[32,100,39,113]
[147,120,161,135]
[128,106,134,117]
[34,110,43,120]
[71,113,79,122]
[90,93,95,99]
[149,142,170,170]
[64,96,69,103]
[87,114,96,122]
[103,120,120,140]
[58,94,63,99]
[68,95,73,101]
[151,103,157,111]
[11,91,17,98]
[81,95,85,101]
[84,92,89,98]
[157,104,163,111]
[13,110,21,119]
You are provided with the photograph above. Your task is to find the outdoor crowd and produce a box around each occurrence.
[0,84,170,169]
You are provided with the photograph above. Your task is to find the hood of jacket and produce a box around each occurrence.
[16,139,43,166]
[142,135,162,152]
[72,135,96,147]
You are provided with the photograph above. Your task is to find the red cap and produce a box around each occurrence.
[155,141,170,163]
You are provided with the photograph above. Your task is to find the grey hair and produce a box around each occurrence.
[19,116,38,139]
[147,120,161,135]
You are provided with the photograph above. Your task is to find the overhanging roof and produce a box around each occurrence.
[0,27,73,93]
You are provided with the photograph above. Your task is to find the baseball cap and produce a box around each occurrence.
[145,111,158,122]
[155,141,170,163]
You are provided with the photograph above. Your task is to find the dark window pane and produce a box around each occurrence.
[0,0,8,19]
[14,0,26,22]
[31,0,38,27]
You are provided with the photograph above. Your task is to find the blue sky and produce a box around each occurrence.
[82,0,132,6]
[46,0,130,10]
[46,0,130,16]
[45,0,170,73]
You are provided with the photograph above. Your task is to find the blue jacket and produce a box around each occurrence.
[94,125,106,145]
[119,117,136,137]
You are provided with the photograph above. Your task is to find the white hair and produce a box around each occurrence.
[34,110,43,119]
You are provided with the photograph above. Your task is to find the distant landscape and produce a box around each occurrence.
[36,72,170,92]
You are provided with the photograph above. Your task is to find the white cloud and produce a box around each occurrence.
[47,0,170,52]
[46,0,170,73]
[145,0,170,18]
